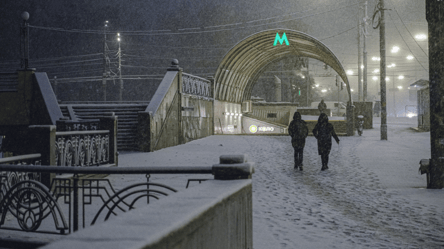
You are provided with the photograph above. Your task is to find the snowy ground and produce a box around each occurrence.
[3,117,444,248]
[115,116,444,248]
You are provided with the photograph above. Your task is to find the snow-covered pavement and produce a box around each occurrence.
[6,117,442,248]
[117,117,444,248]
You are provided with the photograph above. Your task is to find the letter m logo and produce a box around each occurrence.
[273,32,289,46]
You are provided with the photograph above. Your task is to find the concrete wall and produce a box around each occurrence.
[182,95,214,143]
[42,179,253,249]
[214,100,242,134]
[305,120,348,136]
[144,70,182,151]
[250,102,298,126]
[242,115,288,134]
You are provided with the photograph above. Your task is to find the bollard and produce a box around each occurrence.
[212,154,255,180]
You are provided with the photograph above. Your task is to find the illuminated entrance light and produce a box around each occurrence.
[258,127,275,132]
[249,125,258,133]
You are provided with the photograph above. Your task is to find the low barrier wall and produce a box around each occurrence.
[305,120,348,136]
[42,179,253,249]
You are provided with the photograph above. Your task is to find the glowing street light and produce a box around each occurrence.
[415,34,427,40]
[391,46,400,53]
[387,63,396,68]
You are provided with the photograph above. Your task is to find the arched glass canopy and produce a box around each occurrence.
[214,29,351,104]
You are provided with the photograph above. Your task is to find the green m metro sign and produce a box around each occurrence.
[273,32,289,46]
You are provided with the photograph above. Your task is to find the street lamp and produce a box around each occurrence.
[117,33,123,102]
[20,11,30,70]
[414,34,427,40]
[391,46,400,53]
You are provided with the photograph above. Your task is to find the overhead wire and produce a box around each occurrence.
[388,0,428,58]
[27,1,360,37]
[386,2,428,72]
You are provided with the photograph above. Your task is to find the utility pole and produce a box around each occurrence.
[358,17,362,102]
[117,33,123,102]
[426,0,444,188]
[306,58,310,106]
[363,1,368,101]
[379,0,387,140]
[336,75,340,116]
[102,20,108,102]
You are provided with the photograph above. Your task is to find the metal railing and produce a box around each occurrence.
[0,164,213,235]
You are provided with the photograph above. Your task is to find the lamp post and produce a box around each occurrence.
[117,33,123,102]
[102,20,108,101]
[378,0,387,140]
[20,11,30,70]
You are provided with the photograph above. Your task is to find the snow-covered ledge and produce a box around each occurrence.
[42,155,254,249]
[42,180,252,249]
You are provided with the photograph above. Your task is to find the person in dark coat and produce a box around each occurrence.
[318,99,327,114]
[312,113,340,171]
[288,112,308,170]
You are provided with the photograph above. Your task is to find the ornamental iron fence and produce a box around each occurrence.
[0,163,214,235]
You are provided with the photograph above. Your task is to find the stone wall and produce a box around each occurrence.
[182,95,214,143]
[214,100,242,134]
[42,179,253,249]
[138,63,215,151]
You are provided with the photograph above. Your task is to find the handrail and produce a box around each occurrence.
[0,154,41,164]
[55,130,109,136]
[0,164,213,174]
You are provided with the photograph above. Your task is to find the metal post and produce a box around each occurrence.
[20,12,30,70]
[337,75,340,116]
[379,0,387,140]
[393,71,396,117]
[358,17,362,102]
[306,59,310,106]
[118,33,123,102]
[73,174,79,232]
[103,21,108,102]
[363,1,368,101]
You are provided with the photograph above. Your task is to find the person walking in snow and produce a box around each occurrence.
[312,113,340,171]
[318,99,327,114]
[288,112,308,171]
